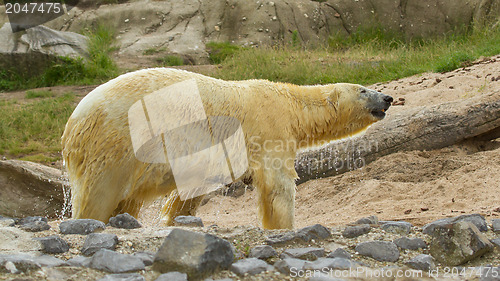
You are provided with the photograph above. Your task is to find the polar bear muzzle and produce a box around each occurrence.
[360,88,393,119]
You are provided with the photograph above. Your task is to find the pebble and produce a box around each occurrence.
[66,255,91,267]
[0,253,41,273]
[249,245,277,259]
[97,273,145,281]
[280,247,325,261]
[342,224,370,238]
[393,237,427,250]
[326,248,351,259]
[154,271,188,281]
[108,213,142,229]
[422,213,488,234]
[173,215,204,227]
[16,217,50,232]
[230,258,273,276]
[60,219,106,235]
[266,224,331,246]
[491,238,500,248]
[405,254,435,271]
[492,219,500,233]
[303,257,358,270]
[354,215,378,225]
[274,258,306,274]
[355,241,400,262]
[32,255,68,267]
[132,252,155,266]
[90,249,145,273]
[35,235,70,254]
[81,233,119,256]
[380,221,412,234]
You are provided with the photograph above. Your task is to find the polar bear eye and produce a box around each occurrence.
[360,89,367,94]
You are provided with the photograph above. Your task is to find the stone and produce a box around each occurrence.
[35,235,70,254]
[429,221,493,266]
[405,254,435,271]
[230,258,273,276]
[274,258,306,274]
[480,267,500,281]
[97,273,146,281]
[492,219,500,233]
[0,254,41,273]
[266,224,331,246]
[326,248,351,260]
[422,214,488,234]
[19,221,51,232]
[342,224,371,238]
[60,219,106,235]
[355,241,400,262]
[280,247,325,261]
[90,249,145,273]
[0,227,41,253]
[67,256,91,267]
[491,238,500,248]
[0,160,65,218]
[249,245,277,259]
[81,233,119,256]
[108,213,142,229]
[0,217,14,227]
[303,257,358,270]
[355,216,379,225]
[16,216,48,225]
[33,255,67,267]
[153,229,233,279]
[154,272,188,281]
[381,221,412,234]
[393,237,427,250]
[173,215,204,227]
[132,252,155,266]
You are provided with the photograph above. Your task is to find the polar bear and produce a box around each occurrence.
[62,68,392,229]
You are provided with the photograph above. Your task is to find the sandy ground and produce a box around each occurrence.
[138,55,500,229]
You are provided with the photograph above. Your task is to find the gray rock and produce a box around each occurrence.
[33,255,67,267]
[0,253,41,273]
[280,247,325,261]
[249,245,277,259]
[393,237,427,250]
[355,241,400,262]
[35,235,69,254]
[429,221,493,266]
[342,224,371,238]
[230,258,273,276]
[153,228,233,279]
[0,227,42,253]
[173,215,204,227]
[326,248,351,260]
[60,219,106,235]
[16,216,48,225]
[154,272,188,281]
[491,238,500,248]
[132,252,155,266]
[303,257,358,270]
[97,273,145,281]
[265,231,298,246]
[108,213,142,229]
[480,267,500,281]
[82,233,119,256]
[492,219,500,233]
[90,249,145,273]
[266,224,331,246]
[423,214,488,234]
[381,221,412,234]
[67,255,91,267]
[274,258,306,274]
[19,221,51,232]
[0,216,14,227]
[355,216,379,225]
[405,254,435,271]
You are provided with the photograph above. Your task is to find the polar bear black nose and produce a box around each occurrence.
[384,95,394,104]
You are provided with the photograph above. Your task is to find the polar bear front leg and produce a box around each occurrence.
[160,189,205,225]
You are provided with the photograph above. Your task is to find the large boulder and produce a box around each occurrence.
[0,160,66,218]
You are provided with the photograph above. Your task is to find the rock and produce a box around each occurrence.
[132,252,155,266]
[32,255,67,267]
[342,224,371,238]
[173,215,204,227]
[0,160,65,218]
[108,213,142,229]
[422,214,488,234]
[405,254,435,271]
[491,238,500,248]
[90,249,145,273]
[326,248,351,260]
[35,235,70,254]
[154,272,188,281]
[355,216,379,225]
[60,219,106,235]
[274,258,306,274]
[153,229,233,279]
[280,247,325,261]
[480,267,500,281]
[0,216,14,227]
[265,231,298,246]
[16,216,48,225]
[97,273,146,281]
[267,224,331,246]
[355,241,400,262]
[0,254,41,273]
[381,221,412,234]
[429,221,493,266]
[492,219,500,233]
[393,237,427,250]
[19,221,51,232]
[230,258,273,276]
[303,257,358,270]
[249,245,277,259]
[0,227,41,253]
[67,256,91,267]
[81,233,119,256]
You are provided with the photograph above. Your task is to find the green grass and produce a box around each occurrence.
[213,25,500,85]
[25,90,55,99]
[156,55,184,66]
[0,93,76,162]
[143,47,167,55]
[206,42,244,64]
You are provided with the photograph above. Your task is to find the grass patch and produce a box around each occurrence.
[0,93,76,162]
[25,90,55,99]
[213,25,500,85]
[206,42,243,64]
[156,55,184,66]
[143,47,167,55]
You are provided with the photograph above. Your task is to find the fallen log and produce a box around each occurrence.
[295,90,500,184]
